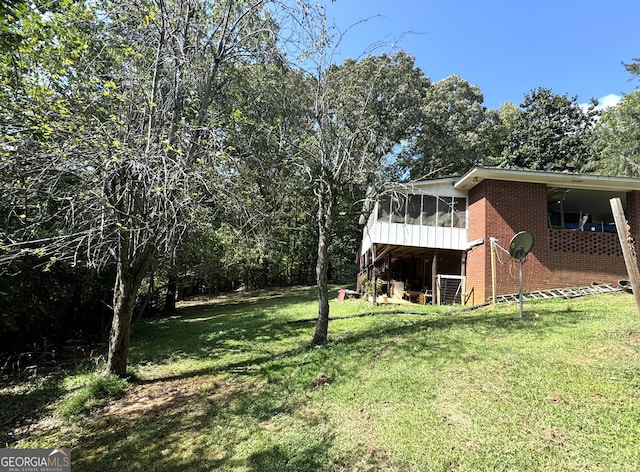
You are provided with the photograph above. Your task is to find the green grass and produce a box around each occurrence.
[57,373,129,418]
[2,287,640,471]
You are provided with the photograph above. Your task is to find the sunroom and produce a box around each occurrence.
[359,179,469,304]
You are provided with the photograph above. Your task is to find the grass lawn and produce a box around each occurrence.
[2,286,640,471]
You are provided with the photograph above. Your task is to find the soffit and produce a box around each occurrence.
[454,167,640,192]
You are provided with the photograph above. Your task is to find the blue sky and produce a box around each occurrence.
[320,0,640,110]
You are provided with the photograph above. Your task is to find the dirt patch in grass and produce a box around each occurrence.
[97,376,243,419]
[629,329,640,343]
[100,381,194,418]
[309,373,331,388]
[589,393,605,403]
[540,427,569,446]
[545,394,564,405]
[439,399,474,429]
[98,378,197,418]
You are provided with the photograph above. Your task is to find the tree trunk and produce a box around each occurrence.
[106,247,154,377]
[262,258,269,287]
[313,227,331,343]
[313,186,335,344]
[106,268,138,376]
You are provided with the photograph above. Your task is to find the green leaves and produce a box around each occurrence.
[498,87,598,171]
[400,74,495,179]
[624,57,640,83]
[587,90,640,176]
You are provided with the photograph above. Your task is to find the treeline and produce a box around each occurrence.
[1,0,639,365]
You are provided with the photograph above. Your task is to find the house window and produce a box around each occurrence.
[422,195,437,225]
[377,196,391,222]
[377,193,467,228]
[437,197,467,228]
[452,197,467,228]
[437,197,453,227]
[546,188,621,232]
[390,195,406,224]
[407,194,422,224]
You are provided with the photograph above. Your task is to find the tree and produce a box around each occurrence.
[299,51,429,344]
[585,90,640,176]
[498,87,598,171]
[481,101,520,166]
[0,1,104,260]
[94,0,302,375]
[624,58,640,81]
[398,75,496,179]
[213,63,318,288]
[1,0,324,376]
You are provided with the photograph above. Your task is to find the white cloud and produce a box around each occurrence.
[596,93,622,109]
[579,93,622,113]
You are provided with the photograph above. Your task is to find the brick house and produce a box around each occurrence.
[358,167,640,305]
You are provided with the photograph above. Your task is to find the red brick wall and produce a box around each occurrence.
[466,180,632,303]
[466,182,489,303]
[626,191,640,244]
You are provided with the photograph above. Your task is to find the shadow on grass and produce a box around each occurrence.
[132,283,586,370]
[0,372,66,444]
[72,302,596,471]
[72,408,229,471]
[3,287,612,470]
[129,287,320,365]
[133,302,591,392]
[71,372,338,472]
[141,289,582,382]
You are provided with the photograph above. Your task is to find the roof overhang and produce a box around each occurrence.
[388,177,459,192]
[454,167,640,192]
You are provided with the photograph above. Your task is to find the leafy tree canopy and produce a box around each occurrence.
[497,87,598,171]
[585,89,640,176]
[396,75,496,180]
[0,0,327,375]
